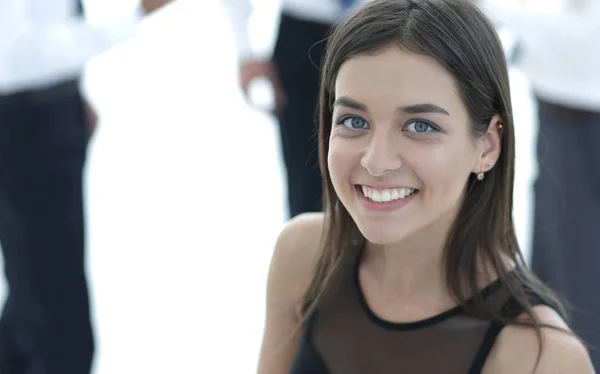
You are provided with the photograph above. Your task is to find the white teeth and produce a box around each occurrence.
[361,186,417,203]
[372,190,382,202]
[381,190,391,202]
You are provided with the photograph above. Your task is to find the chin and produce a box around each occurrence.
[353,218,413,246]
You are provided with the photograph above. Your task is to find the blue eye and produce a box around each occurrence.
[406,120,437,134]
[339,116,369,130]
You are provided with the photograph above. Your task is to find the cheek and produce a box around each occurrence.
[327,138,356,193]
[414,143,475,200]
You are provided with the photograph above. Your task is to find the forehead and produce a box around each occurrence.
[334,47,467,116]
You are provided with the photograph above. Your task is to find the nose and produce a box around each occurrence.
[360,132,403,177]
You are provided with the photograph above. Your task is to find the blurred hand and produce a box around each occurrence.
[141,0,171,15]
[239,60,287,116]
[83,101,98,137]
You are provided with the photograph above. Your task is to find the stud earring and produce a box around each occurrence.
[477,165,485,181]
[498,123,503,129]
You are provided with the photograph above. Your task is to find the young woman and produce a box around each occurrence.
[256,0,596,373]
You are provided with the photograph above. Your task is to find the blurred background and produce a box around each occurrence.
[0,0,595,373]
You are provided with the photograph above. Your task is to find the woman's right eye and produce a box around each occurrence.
[337,116,370,130]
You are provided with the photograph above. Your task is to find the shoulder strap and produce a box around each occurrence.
[290,312,329,374]
[468,322,505,374]
[467,294,550,374]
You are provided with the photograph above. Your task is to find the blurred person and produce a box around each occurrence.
[0,0,171,373]
[476,0,600,368]
[256,1,595,373]
[221,0,370,219]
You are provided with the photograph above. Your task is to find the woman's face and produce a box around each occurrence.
[328,46,499,245]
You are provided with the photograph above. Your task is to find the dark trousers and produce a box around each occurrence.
[272,14,332,218]
[0,85,93,373]
[531,98,600,368]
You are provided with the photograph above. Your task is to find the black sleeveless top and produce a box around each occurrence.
[290,255,552,374]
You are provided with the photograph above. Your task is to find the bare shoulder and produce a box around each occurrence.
[256,213,325,373]
[483,305,596,374]
[272,212,325,276]
[275,212,325,260]
[267,212,325,313]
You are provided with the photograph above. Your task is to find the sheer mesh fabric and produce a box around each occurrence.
[290,254,517,374]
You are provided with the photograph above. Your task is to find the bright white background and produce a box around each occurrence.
[0,0,542,372]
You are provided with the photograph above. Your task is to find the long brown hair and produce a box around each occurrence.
[301,0,569,360]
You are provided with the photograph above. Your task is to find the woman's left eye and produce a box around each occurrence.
[405,120,437,134]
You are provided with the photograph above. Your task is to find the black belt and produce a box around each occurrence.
[0,79,81,105]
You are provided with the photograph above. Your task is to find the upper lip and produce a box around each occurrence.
[357,183,418,190]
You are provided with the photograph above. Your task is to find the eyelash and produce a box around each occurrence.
[334,115,440,135]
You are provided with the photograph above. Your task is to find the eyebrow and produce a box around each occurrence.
[333,96,450,116]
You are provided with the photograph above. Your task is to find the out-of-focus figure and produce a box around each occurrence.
[0,0,170,373]
[221,0,369,219]
[478,0,600,368]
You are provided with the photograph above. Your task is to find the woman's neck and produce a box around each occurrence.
[360,219,451,305]
[358,204,506,305]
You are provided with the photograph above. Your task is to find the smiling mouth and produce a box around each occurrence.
[357,185,419,203]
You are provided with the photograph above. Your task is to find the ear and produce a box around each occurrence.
[474,114,503,174]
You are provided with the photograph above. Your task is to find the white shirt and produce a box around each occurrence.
[0,0,143,94]
[220,0,370,61]
[479,0,600,111]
